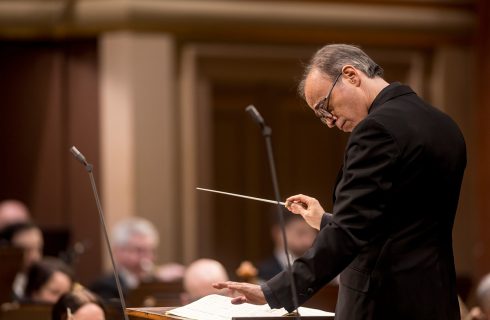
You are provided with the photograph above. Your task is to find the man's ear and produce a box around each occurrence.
[342,65,360,87]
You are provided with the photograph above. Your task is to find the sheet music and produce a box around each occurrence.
[296,307,335,317]
[166,294,334,320]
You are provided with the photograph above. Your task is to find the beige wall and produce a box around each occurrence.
[99,32,181,268]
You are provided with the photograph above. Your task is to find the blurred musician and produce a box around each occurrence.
[90,217,184,302]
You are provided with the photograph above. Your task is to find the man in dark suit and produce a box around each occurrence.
[257,213,317,282]
[214,44,466,320]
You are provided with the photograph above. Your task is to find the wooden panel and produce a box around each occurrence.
[126,281,184,308]
[0,42,63,217]
[475,0,490,278]
[64,40,102,286]
[0,40,101,286]
[127,307,174,320]
[0,304,51,320]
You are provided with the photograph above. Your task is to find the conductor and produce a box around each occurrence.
[214,44,466,320]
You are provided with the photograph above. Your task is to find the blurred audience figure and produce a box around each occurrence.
[90,217,184,301]
[257,212,317,281]
[0,222,44,299]
[181,258,229,304]
[0,200,30,231]
[24,257,73,304]
[466,273,490,320]
[52,288,106,320]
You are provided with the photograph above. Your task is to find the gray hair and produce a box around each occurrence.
[298,44,383,98]
[111,217,159,247]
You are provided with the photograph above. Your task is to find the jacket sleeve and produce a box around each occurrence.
[263,118,400,312]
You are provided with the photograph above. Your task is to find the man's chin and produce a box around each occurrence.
[336,119,347,131]
[339,120,355,132]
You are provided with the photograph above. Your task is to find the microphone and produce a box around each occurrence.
[70,146,92,172]
[245,106,300,317]
[70,146,88,166]
[245,105,265,128]
[70,146,129,320]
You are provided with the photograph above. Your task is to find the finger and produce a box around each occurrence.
[285,200,306,211]
[212,282,232,289]
[286,194,306,201]
[286,203,301,214]
[231,296,247,304]
[286,195,311,211]
[225,283,247,291]
[291,201,308,209]
[286,194,309,204]
[212,283,224,289]
[325,117,337,128]
[287,203,306,214]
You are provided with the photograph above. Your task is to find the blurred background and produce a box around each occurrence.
[0,0,488,310]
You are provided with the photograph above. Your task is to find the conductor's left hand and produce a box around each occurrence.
[212,281,267,305]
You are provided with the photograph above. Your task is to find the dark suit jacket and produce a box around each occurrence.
[263,83,466,320]
[89,273,129,302]
[258,255,284,282]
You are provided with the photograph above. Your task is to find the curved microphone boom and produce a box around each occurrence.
[70,146,129,320]
[245,106,300,317]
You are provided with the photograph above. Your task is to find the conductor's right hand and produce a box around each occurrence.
[285,194,325,230]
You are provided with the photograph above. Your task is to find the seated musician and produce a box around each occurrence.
[24,257,73,304]
[52,287,106,320]
[257,212,317,282]
[0,199,31,231]
[90,217,184,302]
[0,222,44,300]
[181,258,229,304]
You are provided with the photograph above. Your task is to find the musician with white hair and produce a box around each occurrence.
[90,217,184,301]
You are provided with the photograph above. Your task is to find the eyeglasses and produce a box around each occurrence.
[313,72,342,125]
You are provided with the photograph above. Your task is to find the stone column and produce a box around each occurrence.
[98,31,180,268]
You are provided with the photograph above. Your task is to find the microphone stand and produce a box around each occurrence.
[70,146,129,320]
[245,106,300,318]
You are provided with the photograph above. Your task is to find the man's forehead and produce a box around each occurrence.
[128,233,155,245]
[304,69,331,105]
